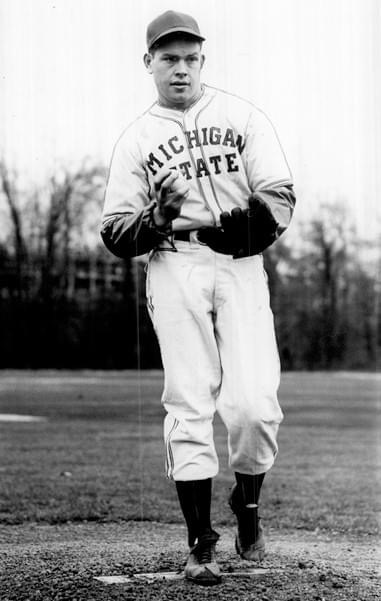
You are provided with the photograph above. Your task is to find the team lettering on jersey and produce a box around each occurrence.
[145,126,246,179]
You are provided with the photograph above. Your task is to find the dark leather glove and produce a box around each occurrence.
[197,194,278,259]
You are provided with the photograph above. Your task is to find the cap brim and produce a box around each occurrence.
[148,27,205,49]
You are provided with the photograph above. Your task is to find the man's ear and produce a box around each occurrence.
[200,54,205,69]
[144,53,153,74]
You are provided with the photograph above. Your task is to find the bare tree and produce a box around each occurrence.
[39,162,106,301]
[268,202,380,369]
[0,161,28,298]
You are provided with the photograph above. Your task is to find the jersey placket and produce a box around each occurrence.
[182,107,222,226]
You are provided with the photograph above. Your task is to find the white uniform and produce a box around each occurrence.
[102,84,295,480]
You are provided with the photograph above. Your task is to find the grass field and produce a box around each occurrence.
[0,370,380,600]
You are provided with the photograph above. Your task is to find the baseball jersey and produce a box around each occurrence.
[101,84,295,257]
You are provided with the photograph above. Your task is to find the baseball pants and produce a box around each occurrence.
[146,236,283,481]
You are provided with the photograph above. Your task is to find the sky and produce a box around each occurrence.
[0,0,380,236]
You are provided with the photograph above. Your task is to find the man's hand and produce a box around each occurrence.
[197,194,279,258]
[152,168,190,228]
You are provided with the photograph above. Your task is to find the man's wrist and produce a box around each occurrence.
[147,204,172,237]
[152,206,170,228]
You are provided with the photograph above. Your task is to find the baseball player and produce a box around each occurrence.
[101,10,295,586]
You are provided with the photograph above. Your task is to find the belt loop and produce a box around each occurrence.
[189,230,200,248]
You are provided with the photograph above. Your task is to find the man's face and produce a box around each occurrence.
[144,38,205,110]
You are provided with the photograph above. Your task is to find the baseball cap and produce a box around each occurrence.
[146,10,205,50]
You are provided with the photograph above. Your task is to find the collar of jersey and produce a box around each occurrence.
[150,84,215,119]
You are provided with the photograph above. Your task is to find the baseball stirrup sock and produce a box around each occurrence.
[234,472,265,506]
[175,478,212,547]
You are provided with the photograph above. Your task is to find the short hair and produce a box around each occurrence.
[149,32,203,55]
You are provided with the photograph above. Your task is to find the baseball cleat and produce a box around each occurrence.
[229,484,265,562]
[184,529,221,585]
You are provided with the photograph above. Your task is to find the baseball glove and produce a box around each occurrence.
[197,194,278,259]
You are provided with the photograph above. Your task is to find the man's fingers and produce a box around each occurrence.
[220,211,232,230]
[172,181,190,198]
[255,203,278,229]
[160,171,179,191]
[154,169,189,225]
[248,195,261,212]
[156,170,190,198]
[154,168,177,192]
[231,207,244,225]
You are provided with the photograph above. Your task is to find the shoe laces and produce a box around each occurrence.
[197,544,213,564]
[193,531,218,564]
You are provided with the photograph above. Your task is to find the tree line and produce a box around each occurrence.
[0,160,379,370]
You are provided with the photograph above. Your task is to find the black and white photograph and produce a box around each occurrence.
[0,0,379,599]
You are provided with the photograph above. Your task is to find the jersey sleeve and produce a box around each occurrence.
[243,109,296,235]
[101,127,170,258]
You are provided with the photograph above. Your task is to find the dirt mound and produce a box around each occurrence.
[0,522,379,600]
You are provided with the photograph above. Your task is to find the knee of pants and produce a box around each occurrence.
[248,410,283,430]
[228,411,282,474]
[227,400,283,432]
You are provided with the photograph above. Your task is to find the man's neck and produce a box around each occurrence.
[157,85,204,111]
